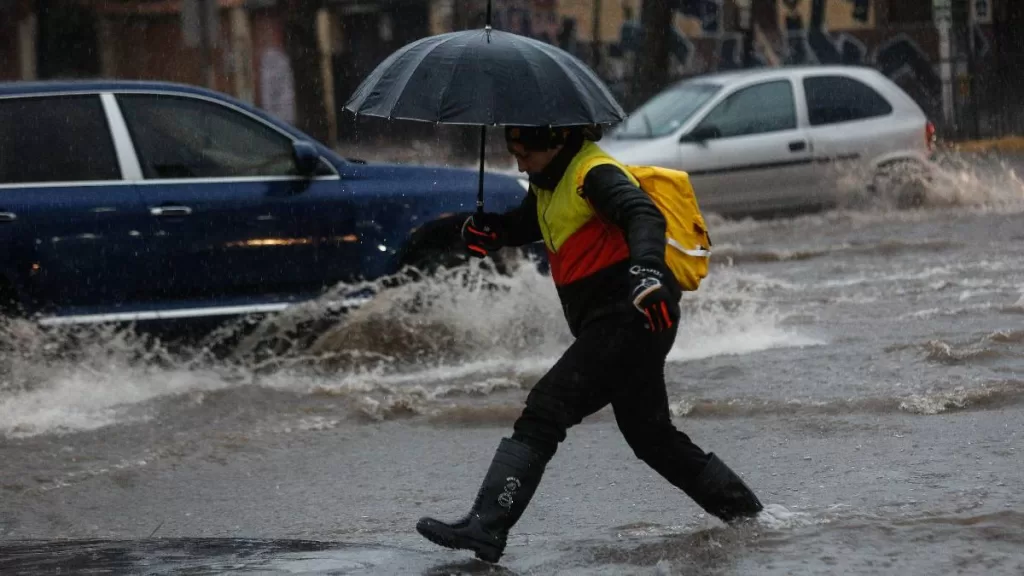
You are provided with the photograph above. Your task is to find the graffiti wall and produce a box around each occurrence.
[435,0,1003,129]
[612,0,725,74]
[775,0,944,119]
[483,0,561,44]
[769,0,993,125]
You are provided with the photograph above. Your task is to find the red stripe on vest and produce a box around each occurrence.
[547,216,630,286]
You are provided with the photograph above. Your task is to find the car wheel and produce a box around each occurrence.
[0,279,22,318]
[870,160,931,209]
[396,212,517,280]
[402,246,473,277]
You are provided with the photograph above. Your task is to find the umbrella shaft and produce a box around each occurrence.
[477,125,486,214]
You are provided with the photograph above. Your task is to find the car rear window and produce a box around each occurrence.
[803,75,894,126]
[0,95,121,184]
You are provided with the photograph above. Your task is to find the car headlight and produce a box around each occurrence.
[517,178,530,191]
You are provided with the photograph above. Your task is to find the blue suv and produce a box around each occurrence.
[0,81,529,326]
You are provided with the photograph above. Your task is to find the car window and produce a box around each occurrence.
[117,94,302,179]
[613,82,722,139]
[803,75,894,126]
[696,80,797,139]
[0,95,120,184]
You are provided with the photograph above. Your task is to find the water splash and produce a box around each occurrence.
[829,150,1024,212]
[0,259,811,438]
[755,504,824,531]
[664,380,1024,420]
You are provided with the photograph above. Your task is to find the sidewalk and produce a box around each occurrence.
[947,136,1024,154]
[939,136,1024,175]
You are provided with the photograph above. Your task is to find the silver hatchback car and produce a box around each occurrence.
[600,65,936,217]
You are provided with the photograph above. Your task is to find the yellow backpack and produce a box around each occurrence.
[625,165,712,291]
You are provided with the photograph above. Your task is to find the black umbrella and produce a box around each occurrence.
[343,5,625,213]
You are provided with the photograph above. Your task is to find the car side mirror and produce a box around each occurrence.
[681,125,720,144]
[292,140,320,176]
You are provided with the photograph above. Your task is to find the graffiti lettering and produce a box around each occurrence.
[776,0,942,119]
[474,0,995,125]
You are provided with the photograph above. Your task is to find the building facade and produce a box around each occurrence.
[1,0,1021,140]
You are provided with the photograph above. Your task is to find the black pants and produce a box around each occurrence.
[511,304,711,493]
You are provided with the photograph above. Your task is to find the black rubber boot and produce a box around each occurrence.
[686,452,764,523]
[416,437,548,563]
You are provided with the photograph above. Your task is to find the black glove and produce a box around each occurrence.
[629,263,680,333]
[461,213,506,258]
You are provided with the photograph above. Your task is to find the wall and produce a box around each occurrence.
[249,7,294,122]
[0,2,20,81]
[773,0,945,121]
[98,3,239,94]
[452,0,747,105]
[459,0,1002,133]
[0,0,35,81]
[3,0,1012,141]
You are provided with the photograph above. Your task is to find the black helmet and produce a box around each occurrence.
[504,124,603,151]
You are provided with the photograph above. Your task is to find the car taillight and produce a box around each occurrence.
[925,121,936,152]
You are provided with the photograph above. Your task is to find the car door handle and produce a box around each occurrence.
[149,205,193,217]
[789,140,808,152]
[0,211,16,223]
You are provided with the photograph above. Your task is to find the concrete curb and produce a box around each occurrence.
[943,136,1024,153]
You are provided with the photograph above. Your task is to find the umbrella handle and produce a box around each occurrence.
[477,125,486,214]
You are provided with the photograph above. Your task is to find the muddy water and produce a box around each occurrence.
[1,160,1023,575]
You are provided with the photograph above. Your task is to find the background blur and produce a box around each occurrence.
[3,0,1023,162]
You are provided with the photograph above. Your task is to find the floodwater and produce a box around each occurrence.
[2,157,1024,575]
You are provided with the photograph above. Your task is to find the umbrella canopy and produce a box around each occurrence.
[343,28,626,127]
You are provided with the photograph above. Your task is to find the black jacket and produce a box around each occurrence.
[499,134,676,335]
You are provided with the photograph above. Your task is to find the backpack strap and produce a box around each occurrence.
[574,156,633,194]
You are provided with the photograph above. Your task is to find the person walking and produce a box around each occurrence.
[416,125,763,563]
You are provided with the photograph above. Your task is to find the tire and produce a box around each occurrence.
[402,246,473,277]
[870,160,931,209]
[0,278,21,318]
[401,245,520,281]
[396,213,512,280]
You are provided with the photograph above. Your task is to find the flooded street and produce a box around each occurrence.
[2,161,1024,575]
